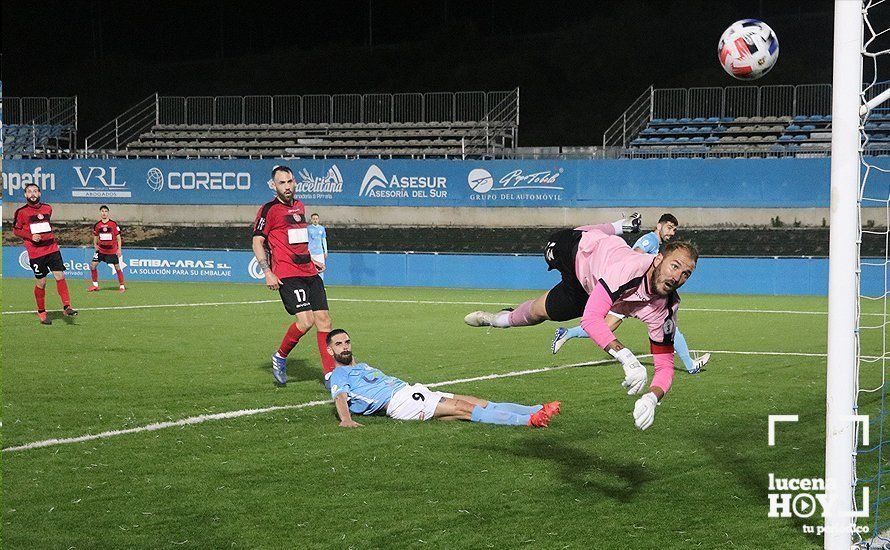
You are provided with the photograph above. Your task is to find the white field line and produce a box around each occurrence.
[3,349,828,453]
[2,296,878,316]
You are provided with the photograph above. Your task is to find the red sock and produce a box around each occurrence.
[34,286,46,312]
[277,323,306,357]
[91,269,98,283]
[116,269,125,285]
[56,279,71,307]
[317,331,335,374]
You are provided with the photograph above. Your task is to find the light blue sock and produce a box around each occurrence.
[674,328,695,372]
[471,405,530,426]
[565,325,588,339]
[486,402,542,415]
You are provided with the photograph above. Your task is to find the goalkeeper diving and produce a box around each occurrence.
[465,216,698,431]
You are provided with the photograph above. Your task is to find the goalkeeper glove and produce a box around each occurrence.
[610,347,647,395]
[633,392,658,430]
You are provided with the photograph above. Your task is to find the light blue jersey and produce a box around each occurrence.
[328,363,407,415]
[307,224,327,255]
[632,231,660,254]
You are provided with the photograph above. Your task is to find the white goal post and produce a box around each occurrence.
[824,0,864,549]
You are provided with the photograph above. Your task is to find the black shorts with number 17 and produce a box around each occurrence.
[278,275,329,315]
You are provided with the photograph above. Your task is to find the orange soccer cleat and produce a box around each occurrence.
[542,401,562,418]
[528,408,551,428]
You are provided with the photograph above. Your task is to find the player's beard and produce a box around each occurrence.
[276,189,294,204]
[333,350,353,365]
[26,195,40,205]
[650,264,677,296]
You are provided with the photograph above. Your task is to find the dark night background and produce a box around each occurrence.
[3,0,839,145]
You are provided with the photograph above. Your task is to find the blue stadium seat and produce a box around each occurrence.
[809,115,824,122]
[786,124,801,132]
[720,117,734,123]
[657,127,670,134]
[792,134,807,141]
[691,136,705,143]
[650,118,665,124]
[676,137,690,143]
[778,135,793,142]
[793,115,807,122]
[706,117,720,124]
[802,124,816,131]
[866,122,879,130]
[705,136,720,143]
[692,117,706,123]
[700,126,712,132]
[665,118,678,124]
[679,117,692,124]
[660,137,676,144]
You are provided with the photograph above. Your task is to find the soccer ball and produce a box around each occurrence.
[718,19,779,80]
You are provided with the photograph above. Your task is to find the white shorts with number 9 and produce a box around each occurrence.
[386,384,454,421]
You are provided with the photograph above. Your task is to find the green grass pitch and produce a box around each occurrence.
[0,278,873,548]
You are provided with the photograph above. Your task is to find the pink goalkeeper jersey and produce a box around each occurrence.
[574,223,680,394]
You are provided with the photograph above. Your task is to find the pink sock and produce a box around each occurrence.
[507,299,541,327]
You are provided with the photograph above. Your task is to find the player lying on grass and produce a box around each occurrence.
[325,329,560,428]
[551,213,710,374]
[464,218,698,430]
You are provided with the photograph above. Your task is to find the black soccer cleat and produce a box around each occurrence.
[622,212,643,234]
[63,306,78,317]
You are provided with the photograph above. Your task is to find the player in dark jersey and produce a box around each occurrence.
[252,165,333,386]
[12,183,78,325]
[88,205,126,293]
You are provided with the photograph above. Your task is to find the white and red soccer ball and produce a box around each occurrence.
[718,19,779,80]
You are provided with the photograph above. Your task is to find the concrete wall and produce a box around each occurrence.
[5,203,873,228]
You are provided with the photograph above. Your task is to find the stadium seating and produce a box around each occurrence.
[3,123,76,157]
[119,121,500,158]
[605,84,890,158]
[82,91,520,159]
[625,114,836,158]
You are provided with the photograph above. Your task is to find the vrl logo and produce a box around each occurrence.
[73,166,127,188]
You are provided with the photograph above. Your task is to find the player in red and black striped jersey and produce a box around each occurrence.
[12,183,77,324]
[252,165,334,386]
[88,205,126,293]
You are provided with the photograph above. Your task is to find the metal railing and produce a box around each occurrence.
[460,87,520,159]
[602,86,653,150]
[83,93,158,153]
[153,91,506,126]
[604,84,834,149]
[5,96,78,128]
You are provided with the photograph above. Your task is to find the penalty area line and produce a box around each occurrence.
[2,349,828,453]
